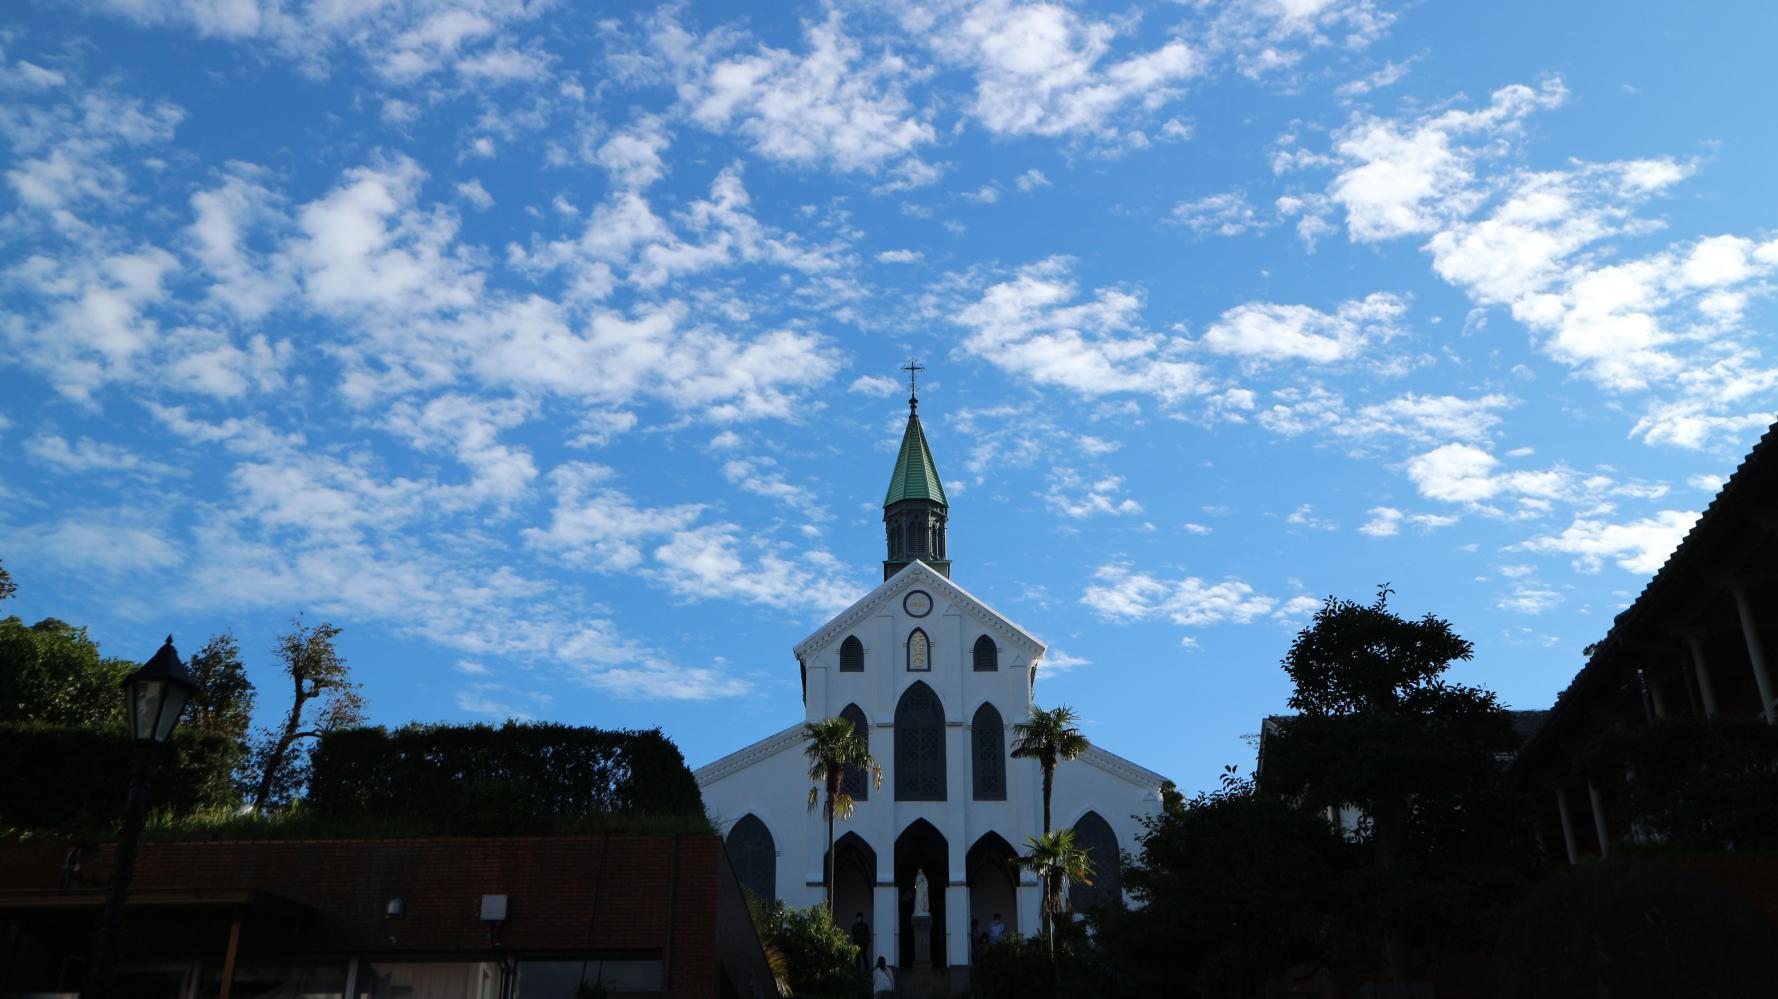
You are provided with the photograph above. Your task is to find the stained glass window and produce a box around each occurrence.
[840,703,870,801]
[894,682,946,801]
[972,702,1005,800]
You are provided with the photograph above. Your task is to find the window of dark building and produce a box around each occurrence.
[515,959,662,998]
[895,682,946,801]
[1068,811,1120,912]
[726,813,777,902]
[972,702,1006,801]
[910,519,927,557]
[840,635,865,672]
[972,635,998,671]
[355,962,501,999]
[840,703,871,801]
[202,964,346,999]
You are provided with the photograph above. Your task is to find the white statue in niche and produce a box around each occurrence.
[913,870,930,917]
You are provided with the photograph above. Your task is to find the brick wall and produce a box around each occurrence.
[0,835,772,999]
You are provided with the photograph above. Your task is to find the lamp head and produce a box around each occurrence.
[124,635,197,743]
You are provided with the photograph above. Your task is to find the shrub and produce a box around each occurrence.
[1582,717,1778,852]
[0,722,241,837]
[306,721,706,830]
[749,900,864,998]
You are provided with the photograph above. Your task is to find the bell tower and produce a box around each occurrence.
[883,360,951,580]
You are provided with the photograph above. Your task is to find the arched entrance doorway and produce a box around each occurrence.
[966,832,1019,955]
[825,832,878,964]
[894,819,948,968]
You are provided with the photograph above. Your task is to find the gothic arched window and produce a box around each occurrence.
[1068,811,1120,912]
[910,519,928,558]
[840,635,865,673]
[906,628,930,672]
[894,682,946,801]
[726,814,776,902]
[840,703,871,802]
[972,635,998,672]
[971,702,1005,801]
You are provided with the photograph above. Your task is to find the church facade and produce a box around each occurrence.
[695,390,1167,978]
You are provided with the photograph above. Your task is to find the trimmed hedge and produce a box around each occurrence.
[306,721,705,831]
[0,722,241,837]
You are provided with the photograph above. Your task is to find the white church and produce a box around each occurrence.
[696,384,1167,981]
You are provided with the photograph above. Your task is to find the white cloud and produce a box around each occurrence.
[1045,470,1142,518]
[87,0,551,86]
[1039,648,1091,675]
[1201,292,1405,363]
[1260,391,1515,449]
[25,433,179,477]
[904,0,1201,143]
[950,256,1208,402]
[1497,583,1562,614]
[876,249,924,264]
[594,115,672,189]
[648,525,862,613]
[31,517,183,573]
[1083,564,1279,627]
[524,463,703,571]
[1285,504,1335,530]
[1359,506,1402,537]
[455,179,495,210]
[851,374,901,396]
[1015,168,1050,192]
[1322,79,1567,242]
[1519,510,1698,574]
[1172,191,1265,236]
[662,11,937,180]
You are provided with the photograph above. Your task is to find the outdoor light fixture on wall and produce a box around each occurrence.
[481,894,509,947]
[386,898,404,918]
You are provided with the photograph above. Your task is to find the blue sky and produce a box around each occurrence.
[3,0,1776,793]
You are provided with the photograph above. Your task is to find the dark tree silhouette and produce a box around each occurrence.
[1263,590,1534,982]
[250,619,363,809]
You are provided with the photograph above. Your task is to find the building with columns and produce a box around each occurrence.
[694,390,1166,990]
[1512,419,1778,862]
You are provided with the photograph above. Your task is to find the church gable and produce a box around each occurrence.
[794,560,1046,673]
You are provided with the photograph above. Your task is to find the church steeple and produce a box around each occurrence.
[883,360,951,580]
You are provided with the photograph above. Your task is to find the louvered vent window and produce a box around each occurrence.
[840,635,864,672]
[973,635,998,672]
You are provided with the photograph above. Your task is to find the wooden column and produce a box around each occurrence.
[1689,637,1720,718]
[1554,787,1580,865]
[217,911,243,999]
[1587,780,1611,860]
[1731,587,1776,724]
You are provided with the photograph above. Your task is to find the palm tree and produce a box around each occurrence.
[1011,705,1090,833]
[1020,829,1094,956]
[803,716,882,914]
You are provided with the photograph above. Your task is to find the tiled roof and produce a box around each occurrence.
[884,408,947,507]
[1512,419,1778,773]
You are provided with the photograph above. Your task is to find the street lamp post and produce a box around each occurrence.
[89,635,197,999]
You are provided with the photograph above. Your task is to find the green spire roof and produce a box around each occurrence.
[884,406,947,507]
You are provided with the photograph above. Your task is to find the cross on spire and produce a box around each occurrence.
[902,358,924,410]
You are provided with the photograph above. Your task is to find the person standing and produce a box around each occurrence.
[872,956,896,999]
[988,913,1006,943]
[850,912,872,971]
